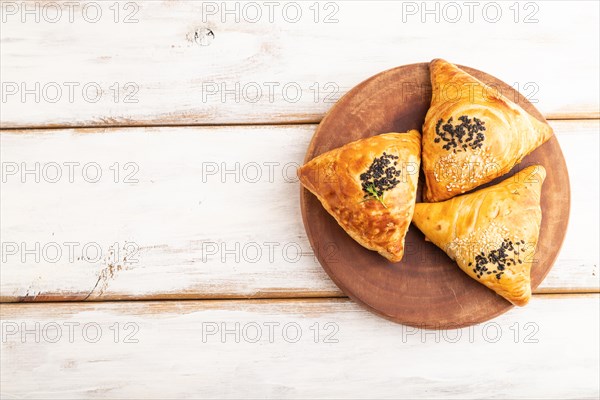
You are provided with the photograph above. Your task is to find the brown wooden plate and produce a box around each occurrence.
[300,63,570,329]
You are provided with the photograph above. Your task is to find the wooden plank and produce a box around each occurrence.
[1,295,598,399]
[1,1,598,128]
[0,120,597,301]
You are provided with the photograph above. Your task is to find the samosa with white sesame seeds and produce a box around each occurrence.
[411,165,546,306]
[422,59,553,202]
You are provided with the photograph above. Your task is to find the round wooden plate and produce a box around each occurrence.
[300,63,570,329]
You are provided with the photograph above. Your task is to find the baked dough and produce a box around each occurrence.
[412,165,546,306]
[422,59,553,202]
[298,131,421,262]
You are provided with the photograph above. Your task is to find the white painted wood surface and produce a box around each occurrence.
[1,1,599,128]
[1,120,598,301]
[1,295,598,399]
[1,2,599,398]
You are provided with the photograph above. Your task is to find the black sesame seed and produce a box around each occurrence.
[360,153,403,199]
[434,116,486,152]
[473,238,529,281]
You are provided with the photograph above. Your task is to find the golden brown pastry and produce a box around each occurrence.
[298,131,421,262]
[422,59,553,202]
[412,165,546,306]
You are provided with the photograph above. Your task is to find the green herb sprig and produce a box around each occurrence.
[359,184,388,209]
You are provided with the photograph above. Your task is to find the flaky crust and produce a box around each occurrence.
[412,165,546,306]
[298,131,421,262]
[422,59,553,202]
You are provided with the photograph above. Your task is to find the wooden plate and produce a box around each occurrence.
[300,63,570,329]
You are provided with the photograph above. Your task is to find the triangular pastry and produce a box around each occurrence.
[299,131,421,262]
[412,165,546,306]
[422,59,553,202]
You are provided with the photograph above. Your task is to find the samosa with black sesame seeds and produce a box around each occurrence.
[298,131,421,263]
[422,59,554,202]
[412,165,545,306]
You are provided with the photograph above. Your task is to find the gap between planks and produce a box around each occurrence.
[2,292,598,307]
[1,116,599,133]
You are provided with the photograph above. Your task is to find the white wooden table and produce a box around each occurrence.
[1,1,599,398]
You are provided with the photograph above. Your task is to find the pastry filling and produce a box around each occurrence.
[359,152,402,208]
[434,116,486,152]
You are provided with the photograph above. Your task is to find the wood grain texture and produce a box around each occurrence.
[1,1,598,128]
[300,62,569,328]
[1,295,599,399]
[0,121,597,302]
